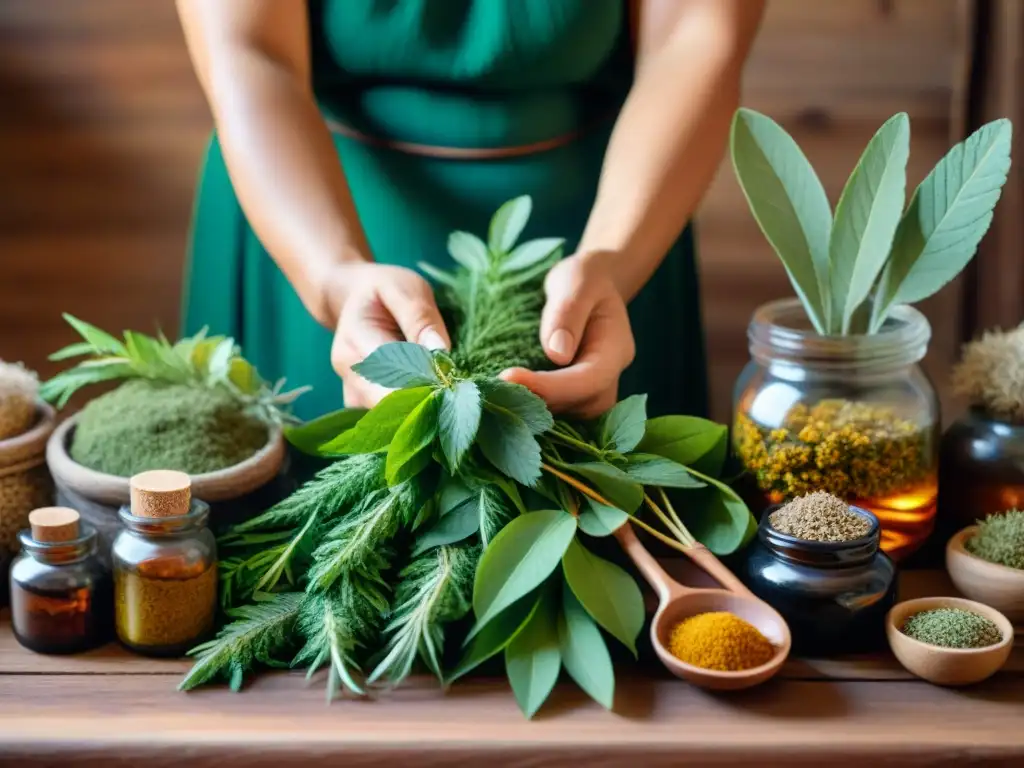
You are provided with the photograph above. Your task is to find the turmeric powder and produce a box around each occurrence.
[668,611,775,671]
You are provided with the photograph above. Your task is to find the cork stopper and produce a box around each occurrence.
[29,507,81,543]
[130,470,192,519]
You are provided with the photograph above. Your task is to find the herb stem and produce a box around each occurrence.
[545,430,603,458]
[644,493,688,544]
[541,462,615,507]
[626,515,691,554]
[658,489,696,547]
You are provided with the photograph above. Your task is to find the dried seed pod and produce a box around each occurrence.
[0,360,39,441]
[952,324,1024,424]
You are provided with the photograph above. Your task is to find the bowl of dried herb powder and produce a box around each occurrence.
[886,597,1013,686]
[946,510,1024,620]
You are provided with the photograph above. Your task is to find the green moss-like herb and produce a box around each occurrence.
[70,380,268,477]
[901,607,1003,649]
[966,508,1024,570]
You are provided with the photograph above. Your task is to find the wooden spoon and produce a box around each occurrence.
[615,523,791,691]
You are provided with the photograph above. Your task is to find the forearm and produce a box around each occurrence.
[578,3,763,302]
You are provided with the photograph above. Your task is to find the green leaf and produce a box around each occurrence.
[448,231,491,271]
[439,381,481,470]
[477,408,542,486]
[623,454,705,488]
[321,386,433,454]
[62,313,126,355]
[562,539,644,656]
[435,477,514,545]
[472,509,576,631]
[351,341,440,389]
[505,588,561,719]
[598,395,647,452]
[558,581,614,710]
[412,497,480,556]
[730,109,831,333]
[500,238,565,274]
[39,363,137,407]
[417,261,458,287]
[283,408,367,457]
[386,391,439,485]
[566,462,643,514]
[577,500,629,537]
[828,112,911,334]
[227,357,261,395]
[871,118,1013,330]
[481,380,553,435]
[681,470,756,555]
[450,591,540,682]
[488,195,532,254]
[637,416,727,469]
[205,337,235,383]
[48,341,99,362]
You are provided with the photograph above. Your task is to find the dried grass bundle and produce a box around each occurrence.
[952,324,1024,423]
[0,360,39,440]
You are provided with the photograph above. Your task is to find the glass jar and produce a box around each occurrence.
[10,522,112,654]
[937,408,1024,542]
[733,298,939,561]
[112,499,217,656]
[743,505,897,655]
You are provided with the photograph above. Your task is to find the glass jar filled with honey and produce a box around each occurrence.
[112,470,217,657]
[10,506,112,654]
[733,299,939,561]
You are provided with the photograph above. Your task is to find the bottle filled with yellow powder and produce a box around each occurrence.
[112,470,217,657]
[668,611,776,672]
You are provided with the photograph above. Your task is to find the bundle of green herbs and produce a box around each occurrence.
[41,316,306,476]
[966,508,1024,570]
[179,196,755,719]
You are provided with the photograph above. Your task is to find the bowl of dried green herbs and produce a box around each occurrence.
[886,596,1013,686]
[41,318,307,557]
[946,510,1024,620]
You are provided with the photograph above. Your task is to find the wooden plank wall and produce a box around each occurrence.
[0,0,963,422]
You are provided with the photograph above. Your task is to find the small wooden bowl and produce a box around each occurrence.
[946,526,1024,621]
[886,596,1014,686]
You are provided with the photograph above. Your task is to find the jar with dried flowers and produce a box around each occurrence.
[938,325,1024,543]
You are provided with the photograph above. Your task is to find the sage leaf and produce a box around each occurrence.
[439,478,514,548]
[351,341,439,389]
[284,408,367,457]
[577,499,628,537]
[871,118,1013,330]
[730,109,831,333]
[412,499,480,556]
[567,462,643,514]
[558,582,614,710]
[417,261,457,288]
[448,231,490,271]
[506,588,561,719]
[323,386,433,454]
[439,380,482,470]
[489,195,532,254]
[47,341,97,362]
[477,408,542,486]
[681,472,756,555]
[562,538,644,656]
[472,509,576,631]
[439,477,475,516]
[598,394,647,452]
[62,313,126,355]
[828,112,911,333]
[624,454,704,488]
[386,391,440,485]
[451,591,540,681]
[481,380,554,435]
[637,416,727,470]
[500,237,565,274]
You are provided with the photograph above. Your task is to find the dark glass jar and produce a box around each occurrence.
[743,505,897,656]
[112,499,217,657]
[10,522,112,654]
[937,408,1024,543]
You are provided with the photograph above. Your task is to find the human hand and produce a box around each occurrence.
[327,262,450,408]
[501,253,635,419]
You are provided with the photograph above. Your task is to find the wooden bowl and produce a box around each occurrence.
[946,526,1024,621]
[886,596,1013,686]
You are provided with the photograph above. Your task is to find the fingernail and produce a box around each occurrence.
[419,328,448,351]
[548,329,573,360]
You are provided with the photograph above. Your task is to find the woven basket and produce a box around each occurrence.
[46,415,289,563]
[0,402,57,553]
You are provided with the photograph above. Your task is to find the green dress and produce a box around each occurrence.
[181,0,708,422]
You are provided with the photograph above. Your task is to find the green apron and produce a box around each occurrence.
[181,0,708,422]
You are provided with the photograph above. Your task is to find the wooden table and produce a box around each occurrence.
[2,571,1023,767]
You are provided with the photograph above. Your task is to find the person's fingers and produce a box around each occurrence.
[539,261,599,366]
[380,274,451,351]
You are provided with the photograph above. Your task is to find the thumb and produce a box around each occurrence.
[381,276,451,351]
[540,266,596,366]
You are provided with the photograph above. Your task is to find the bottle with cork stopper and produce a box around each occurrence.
[10,506,113,654]
[112,470,218,656]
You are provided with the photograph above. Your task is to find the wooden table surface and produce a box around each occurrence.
[1,571,1023,768]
